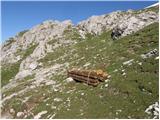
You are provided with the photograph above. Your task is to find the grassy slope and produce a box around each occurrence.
[53,22,158,119]
[2,22,158,119]
[1,44,38,87]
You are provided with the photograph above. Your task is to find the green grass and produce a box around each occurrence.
[2,79,33,97]
[22,44,38,59]
[63,26,82,40]
[144,5,159,13]
[1,44,38,87]
[3,37,15,48]
[18,30,28,37]
[2,22,159,119]
[47,38,58,45]
[132,5,159,14]
[1,61,21,87]
[2,96,28,118]
[36,22,158,118]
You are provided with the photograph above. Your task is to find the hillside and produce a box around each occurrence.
[1,5,159,119]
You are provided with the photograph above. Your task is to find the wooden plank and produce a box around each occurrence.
[68,69,108,82]
[68,73,99,83]
[67,69,108,86]
[69,74,99,87]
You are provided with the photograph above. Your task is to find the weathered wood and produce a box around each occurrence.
[68,73,99,87]
[67,69,108,86]
[68,73,99,83]
[68,69,108,82]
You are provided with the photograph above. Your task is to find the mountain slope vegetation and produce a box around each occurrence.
[1,5,159,119]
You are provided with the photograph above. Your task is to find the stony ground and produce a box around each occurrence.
[1,5,159,118]
[1,21,159,118]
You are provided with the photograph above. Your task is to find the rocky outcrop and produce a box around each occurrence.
[2,6,159,66]
[1,4,159,82]
[1,20,75,65]
[111,11,158,39]
[1,4,159,119]
[77,7,158,39]
[145,102,159,119]
[77,11,125,36]
[141,49,158,59]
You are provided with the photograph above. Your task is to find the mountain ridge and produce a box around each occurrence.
[1,4,159,119]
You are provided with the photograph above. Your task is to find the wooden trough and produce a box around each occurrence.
[67,69,108,87]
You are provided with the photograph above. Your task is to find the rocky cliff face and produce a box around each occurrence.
[1,4,159,119]
[2,20,75,63]
[2,6,158,65]
[77,9,158,38]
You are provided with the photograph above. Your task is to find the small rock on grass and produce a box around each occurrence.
[66,77,74,82]
[16,112,24,118]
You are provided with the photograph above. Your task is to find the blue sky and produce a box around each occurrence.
[1,1,158,42]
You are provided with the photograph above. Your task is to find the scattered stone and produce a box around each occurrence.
[116,111,119,115]
[15,70,32,80]
[54,98,62,102]
[34,111,48,119]
[108,75,111,78]
[23,96,31,103]
[123,59,134,66]
[145,102,159,119]
[1,4,159,119]
[29,62,38,70]
[122,72,126,76]
[51,106,56,109]
[81,93,84,96]
[45,80,56,85]
[116,109,122,112]
[105,84,108,87]
[49,113,56,119]
[9,108,15,114]
[30,85,36,89]
[46,103,49,106]
[16,112,24,118]
[2,94,6,97]
[66,77,74,83]
[138,62,142,65]
[141,49,158,59]
[105,79,110,83]
[113,69,118,72]
[83,62,91,67]
[155,56,159,60]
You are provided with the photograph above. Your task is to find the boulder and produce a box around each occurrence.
[111,27,124,40]
[15,70,32,80]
